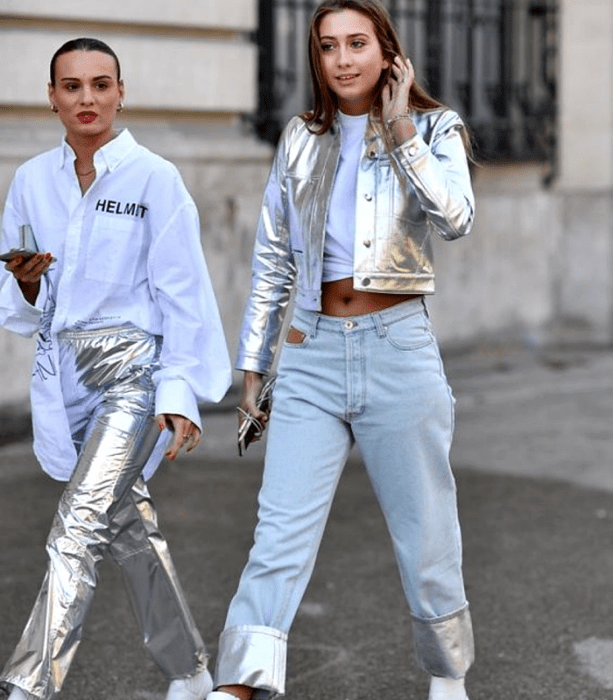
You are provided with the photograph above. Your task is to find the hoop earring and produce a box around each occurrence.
[50,104,58,113]
[117,102,124,112]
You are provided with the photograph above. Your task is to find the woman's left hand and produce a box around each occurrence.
[157,414,201,460]
[382,55,415,123]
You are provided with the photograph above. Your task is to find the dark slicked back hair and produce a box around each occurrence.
[50,37,121,85]
[301,0,445,135]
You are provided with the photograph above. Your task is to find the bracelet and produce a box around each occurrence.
[386,114,412,128]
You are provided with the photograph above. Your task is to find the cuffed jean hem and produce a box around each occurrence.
[412,604,474,679]
[215,625,287,699]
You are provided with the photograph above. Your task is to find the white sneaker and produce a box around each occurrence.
[206,693,243,700]
[165,668,214,700]
[8,686,34,700]
[428,676,469,700]
[8,687,35,700]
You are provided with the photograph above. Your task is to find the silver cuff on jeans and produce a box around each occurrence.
[412,604,474,678]
[215,625,287,698]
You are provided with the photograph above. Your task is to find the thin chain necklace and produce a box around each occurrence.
[76,168,95,177]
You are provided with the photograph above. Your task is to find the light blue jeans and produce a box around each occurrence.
[216,298,474,697]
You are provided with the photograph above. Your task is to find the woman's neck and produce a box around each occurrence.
[66,129,117,167]
[338,108,369,118]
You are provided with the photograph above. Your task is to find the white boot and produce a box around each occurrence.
[428,676,469,700]
[8,686,33,700]
[165,668,214,700]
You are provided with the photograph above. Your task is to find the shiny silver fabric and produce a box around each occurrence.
[65,324,161,389]
[215,607,473,699]
[237,109,474,374]
[1,326,206,700]
[216,625,287,699]
[412,605,474,679]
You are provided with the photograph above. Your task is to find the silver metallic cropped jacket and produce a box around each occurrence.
[237,108,475,374]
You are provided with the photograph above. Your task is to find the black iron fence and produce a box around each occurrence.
[250,0,558,166]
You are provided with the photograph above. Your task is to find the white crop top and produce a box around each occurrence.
[322,111,368,283]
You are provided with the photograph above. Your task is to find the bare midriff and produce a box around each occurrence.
[320,277,420,317]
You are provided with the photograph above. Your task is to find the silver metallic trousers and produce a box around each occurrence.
[1,326,206,700]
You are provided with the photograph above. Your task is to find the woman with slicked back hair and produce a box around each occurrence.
[0,37,231,700]
[207,1,475,699]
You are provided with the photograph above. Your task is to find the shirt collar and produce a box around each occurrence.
[57,128,138,172]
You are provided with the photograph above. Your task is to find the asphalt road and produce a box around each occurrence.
[3,345,613,700]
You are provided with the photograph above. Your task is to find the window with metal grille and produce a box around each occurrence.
[250,0,558,166]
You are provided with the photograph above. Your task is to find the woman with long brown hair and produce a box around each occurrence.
[208,2,475,698]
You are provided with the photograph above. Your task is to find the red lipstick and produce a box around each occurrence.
[77,112,97,124]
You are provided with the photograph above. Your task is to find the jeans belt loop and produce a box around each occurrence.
[373,311,386,338]
[310,311,320,339]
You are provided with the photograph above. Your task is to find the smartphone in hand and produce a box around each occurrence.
[0,225,53,264]
[0,248,37,263]
[1,224,39,263]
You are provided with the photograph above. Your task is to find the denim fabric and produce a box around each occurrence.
[218,298,472,693]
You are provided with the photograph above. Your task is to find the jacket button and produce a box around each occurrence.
[362,278,371,287]
[408,145,417,156]
[364,193,372,201]
[363,239,372,248]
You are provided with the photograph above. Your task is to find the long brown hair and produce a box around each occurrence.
[302,0,445,135]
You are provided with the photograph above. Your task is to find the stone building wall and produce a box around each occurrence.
[0,1,272,405]
[1,0,612,409]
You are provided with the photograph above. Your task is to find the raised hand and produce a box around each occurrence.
[382,55,415,123]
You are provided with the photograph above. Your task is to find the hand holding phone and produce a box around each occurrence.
[0,248,38,263]
[1,224,54,270]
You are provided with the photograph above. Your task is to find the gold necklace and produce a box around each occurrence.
[76,168,95,177]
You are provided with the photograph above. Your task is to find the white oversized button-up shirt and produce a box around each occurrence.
[0,129,232,480]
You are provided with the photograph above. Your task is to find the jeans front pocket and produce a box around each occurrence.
[284,324,310,348]
[383,312,434,351]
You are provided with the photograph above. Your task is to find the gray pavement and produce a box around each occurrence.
[3,345,613,698]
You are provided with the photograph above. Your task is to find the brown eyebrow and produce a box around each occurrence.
[60,75,114,82]
[319,32,370,41]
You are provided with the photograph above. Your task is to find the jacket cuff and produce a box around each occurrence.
[235,348,273,376]
[393,132,430,168]
[155,378,203,432]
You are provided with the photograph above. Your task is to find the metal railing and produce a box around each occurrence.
[250,0,558,167]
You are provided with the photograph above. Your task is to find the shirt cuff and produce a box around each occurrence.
[155,378,203,432]
[0,275,44,336]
